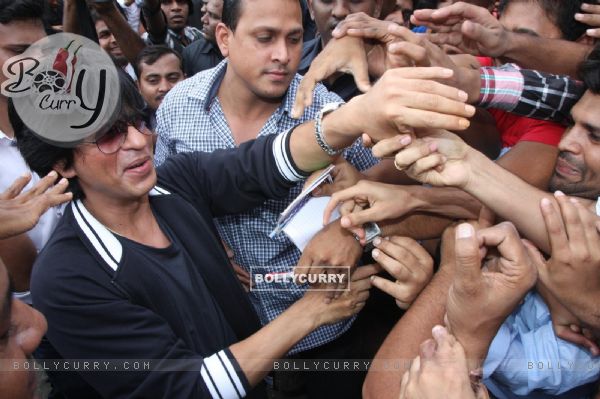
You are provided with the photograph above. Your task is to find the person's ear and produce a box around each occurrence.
[53,160,76,179]
[307,0,315,20]
[215,22,232,57]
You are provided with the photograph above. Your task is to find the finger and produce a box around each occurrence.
[339,199,358,217]
[393,141,438,171]
[393,87,475,116]
[575,11,600,26]
[461,20,497,53]
[454,223,482,288]
[478,205,496,229]
[408,153,447,177]
[554,192,587,254]
[384,72,469,104]
[586,28,600,38]
[571,198,600,256]
[35,178,72,211]
[540,197,569,257]
[391,108,471,131]
[477,222,529,264]
[371,276,414,306]
[352,263,383,281]
[349,53,372,93]
[372,247,413,281]
[387,236,433,272]
[387,41,429,66]
[331,12,379,37]
[555,327,600,357]
[371,135,413,159]
[343,207,386,228]
[0,173,33,200]
[292,75,319,118]
[362,133,374,148]
[582,3,600,14]
[375,237,422,275]
[324,187,363,225]
[399,370,409,399]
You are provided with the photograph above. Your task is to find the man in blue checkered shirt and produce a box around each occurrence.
[154,0,381,361]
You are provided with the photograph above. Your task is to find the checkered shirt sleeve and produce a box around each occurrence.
[478,64,585,124]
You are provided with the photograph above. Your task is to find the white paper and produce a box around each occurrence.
[283,196,341,252]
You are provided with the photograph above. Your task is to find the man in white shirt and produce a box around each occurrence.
[0,0,63,301]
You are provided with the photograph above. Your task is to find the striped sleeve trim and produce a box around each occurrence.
[200,350,247,399]
[273,126,310,183]
[478,67,524,111]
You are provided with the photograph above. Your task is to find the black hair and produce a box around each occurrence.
[0,0,44,24]
[134,45,183,77]
[222,0,242,31]
[498,0,590,41]
[579,43,600,94]
[11,69,149,200]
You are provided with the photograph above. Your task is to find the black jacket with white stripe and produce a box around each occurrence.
[31,132,308,399]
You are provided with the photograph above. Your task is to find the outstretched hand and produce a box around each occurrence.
[0,171,71,239]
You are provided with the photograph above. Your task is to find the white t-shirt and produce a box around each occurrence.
[0,129,63,302]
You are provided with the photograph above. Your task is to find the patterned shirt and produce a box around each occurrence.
[155,60,378,353]
[143,26,203,54]
[478,64,585,124]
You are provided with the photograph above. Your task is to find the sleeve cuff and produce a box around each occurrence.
[273,126,311,183]
[478,66,524,111]
[200,349,248,399]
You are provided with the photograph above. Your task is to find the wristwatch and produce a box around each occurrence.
[362,222,382,252]
[315,102,344,156]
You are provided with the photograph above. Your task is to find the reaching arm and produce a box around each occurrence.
[92,2,146,66]
[62,0,80,35]
[363,225,458,399]
[411,2,592,78]
[141,0,169,45]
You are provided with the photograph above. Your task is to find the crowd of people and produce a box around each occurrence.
[1,0,600,398]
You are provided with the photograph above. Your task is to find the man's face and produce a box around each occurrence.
[0,261,47,399]
[95,20,128,66]
[219,0,303,101]
[137,54,184,111]
[549,92,600,199]
[0,19,46,89]
[161,0,190,31]
[201,0,223,42]
[308,0,381,45]
[66,124,157,205]
[499,1,563,40]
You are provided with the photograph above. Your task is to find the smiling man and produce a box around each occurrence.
[134,45,185,129]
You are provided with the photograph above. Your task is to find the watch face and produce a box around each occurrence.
[364,222,381,242]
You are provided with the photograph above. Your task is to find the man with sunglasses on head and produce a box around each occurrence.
[14,63,474,398]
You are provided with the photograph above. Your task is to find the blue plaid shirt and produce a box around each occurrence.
[155,60,378,353]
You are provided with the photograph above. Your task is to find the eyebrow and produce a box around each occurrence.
[583,122,600,136]
[513,28,540,37]
[250,27,304,35]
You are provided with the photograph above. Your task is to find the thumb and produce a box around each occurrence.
[454,223,482,288]
[555,327,600,357]
[352,54,372,93]
[462,21,496,54]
